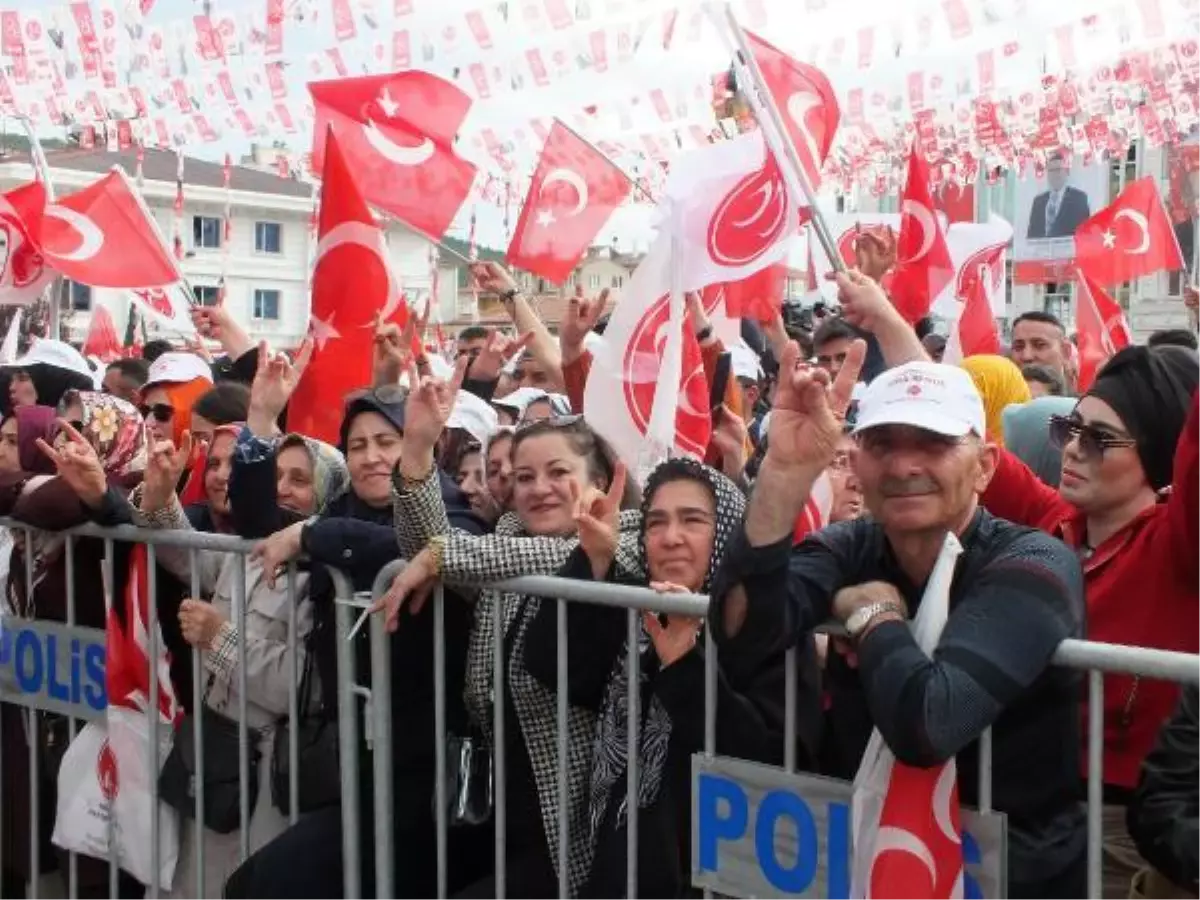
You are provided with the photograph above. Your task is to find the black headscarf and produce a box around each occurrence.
[1086,345,1198,492]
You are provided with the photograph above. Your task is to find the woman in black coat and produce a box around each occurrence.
[525,457,822,897]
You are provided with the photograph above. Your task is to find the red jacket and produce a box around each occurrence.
[980,393,1199,790]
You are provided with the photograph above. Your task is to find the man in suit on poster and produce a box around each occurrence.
[1027,151,1092,239]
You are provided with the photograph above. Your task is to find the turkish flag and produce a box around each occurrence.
[127,282,196,333]
[82,304,123,362]
[1074,176,1184,286]
[309,71,477,240]
[744,28,840,190]
[721,262,786,322]
[38,170,179,289]
[0,180,55,305]
[890,145,955,324]
[1075,268,1132,392]
[942,243,1004,365]
[290,128,399,444]
[505,120,631,284]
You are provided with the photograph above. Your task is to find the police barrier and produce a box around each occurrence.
[0,518,355,900]
[352,558,1200,900]
[691,755,1006,899]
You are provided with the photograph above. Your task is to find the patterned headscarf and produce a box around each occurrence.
[588,458,746,837]
[71,391,147,477]
[279,434,349,515]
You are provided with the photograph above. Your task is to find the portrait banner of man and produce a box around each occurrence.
[1013,150,1109,270]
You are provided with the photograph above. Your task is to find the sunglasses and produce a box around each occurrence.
[1048,415,1138,459]
[514,413,583,432]
[139,403,175,422]
[345,384,408,407]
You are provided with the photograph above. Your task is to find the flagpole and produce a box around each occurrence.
[553,118,659,204]
[708,3,848,275]
[13,114,66,339]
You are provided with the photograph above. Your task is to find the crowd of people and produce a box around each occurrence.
[0,251,1195,900]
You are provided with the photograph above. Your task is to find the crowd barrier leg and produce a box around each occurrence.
[189,551,206,899]
[784,645,797,773]
[233,562,250,865]
[286,564,301,827]
[367,597,394,898]
[147,545,161,900]
[103,538,118,900]
[555,600,569,900]
[491,594,506,900]
[702,622,717,900]
[65,537,78,900]
[335,594,362,899]
[24,531,38,899]
[433,585,448,900]
[978,728,993,813]
[1087,671,1105,899]
[625,609,640,900]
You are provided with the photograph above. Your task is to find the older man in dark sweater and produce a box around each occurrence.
[709,310,1087,898]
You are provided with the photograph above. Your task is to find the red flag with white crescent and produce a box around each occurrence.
[942,242,1005,365]
[1074,268,1132,391]
[1073,176,1184,286]
[290,127,400,444]
[37,170,179,288]
[308,71,477,240]
[890,144,955,324]
[0,180,55,305]
[505,120,632,284]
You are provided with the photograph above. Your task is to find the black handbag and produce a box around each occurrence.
[159,678,262,835]
[271,648,340,816]
[441,728,493,827]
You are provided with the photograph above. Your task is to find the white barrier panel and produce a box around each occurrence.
[691,754,1007,899]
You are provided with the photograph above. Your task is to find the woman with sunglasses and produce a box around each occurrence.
[376,362,642,898]
[979,344,1199,897]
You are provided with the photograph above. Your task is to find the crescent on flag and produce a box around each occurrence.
[315,221,404,322]
[932,764,960,844]
[1113,208,1150,254]
[899,199,937,264]
[785,90,823,177]
[732,180,785,236]
[43,206,105,262]
[868,825,939,885]
[541,168,589,216]
[362,120,435,167]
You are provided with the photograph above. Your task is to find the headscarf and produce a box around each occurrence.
[960,355,1031,446]
[1086,345,1199,492]
[338,388,405,451]
[72,392,146,477]
[278,434,349,515]
[1001,397,1076,488]
[14,405,58,475]
[159,377,214,447]
[588,458,746,836]
[179,423,242,511]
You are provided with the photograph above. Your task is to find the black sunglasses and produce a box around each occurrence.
[139,403,175,422]
[1048,415,1138,459]
[345,384,408,407]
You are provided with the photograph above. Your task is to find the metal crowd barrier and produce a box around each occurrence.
[342,558,1200,900]
[0,517,355,900]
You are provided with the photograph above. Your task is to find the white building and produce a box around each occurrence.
[0,146,437,348]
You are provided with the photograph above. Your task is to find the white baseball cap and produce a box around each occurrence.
[144,352,214,388]
[728,343,763,382]
[8,339,96,385]
[852,362,986,439]
[447,389,499,447]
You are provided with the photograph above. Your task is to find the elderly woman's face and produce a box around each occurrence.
[643,478,717,592]
[276,444,317,516]
[204,432,237,515]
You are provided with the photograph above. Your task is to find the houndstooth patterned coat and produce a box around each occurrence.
[393,472,643,896]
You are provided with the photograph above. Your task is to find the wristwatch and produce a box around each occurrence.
[843,601,904,639]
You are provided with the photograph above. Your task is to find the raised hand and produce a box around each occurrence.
[469,261,519,297]
[560,285,607,365]
[370,548,440,632]
[643,581,703,667]
[248,338,314,436]
[183,335,214,363]
[178,598,227,648]
[710,405,749,481]
[401,356,469,458]
[766,338,865,472]
[469,330,534,383]
[854,223,897,283]
[36,420,107,508]
[191,305,252,359]
[831,269,897,333]
[571,462,627,579]
[142,430,195,513]
[372,313,409,387]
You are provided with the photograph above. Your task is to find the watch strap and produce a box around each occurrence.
[845,600,905,638]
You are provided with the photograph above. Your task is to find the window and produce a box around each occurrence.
[588,273,601,289]
[69,281,91,311]
[255,221,282,254]
[193,285,220,307]
[193,216,222,249]
[252,289,280,320]
[611,275,624,289]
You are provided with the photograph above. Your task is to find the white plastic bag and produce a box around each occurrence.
[51,705,180,892]
[850,532,964,899]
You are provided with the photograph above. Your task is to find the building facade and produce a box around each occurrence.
[0,146,436,348]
